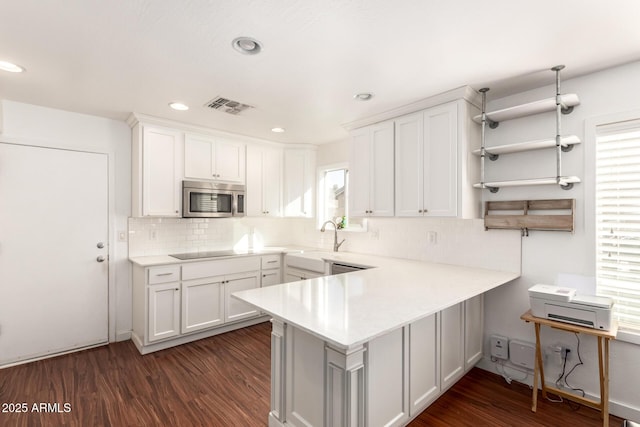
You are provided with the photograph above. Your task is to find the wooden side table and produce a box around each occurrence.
[521,309,618,427]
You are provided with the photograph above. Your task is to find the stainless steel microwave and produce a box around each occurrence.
[182,181,245,218]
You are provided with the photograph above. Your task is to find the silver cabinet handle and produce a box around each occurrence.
[156,272,173,276]
[267,260,277,264]
[96,242,104,249]
[96,256,106,262]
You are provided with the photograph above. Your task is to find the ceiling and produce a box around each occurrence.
[2,1,640,145]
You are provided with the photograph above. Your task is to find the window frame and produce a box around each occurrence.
[587,109,640,344]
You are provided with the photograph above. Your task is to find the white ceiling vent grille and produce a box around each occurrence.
[205,96,253,115]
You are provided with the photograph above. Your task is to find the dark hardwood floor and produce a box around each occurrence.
[0,322,623,426]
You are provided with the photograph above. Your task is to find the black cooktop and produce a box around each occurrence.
[169,250,242,260]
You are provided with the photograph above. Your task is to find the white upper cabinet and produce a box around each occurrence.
[395,102,461,217]
[132,125,184,217]
[349,121,395,217]
[246,144,282,217]
[184,133,245,183]
[283,148,316,218]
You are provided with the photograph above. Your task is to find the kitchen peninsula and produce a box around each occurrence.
[233,252,519,427]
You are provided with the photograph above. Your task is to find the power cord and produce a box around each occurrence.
[548,332,585,408]
[492,357,530,385]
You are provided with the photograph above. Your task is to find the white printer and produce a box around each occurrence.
[528,284,614,331]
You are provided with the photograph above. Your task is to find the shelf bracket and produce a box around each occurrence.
[560,182,574,190]
[561,105,574,115]
[560,144,574,153]
[487,152,500,161]
[488,186,500,193]
[488,119,499,129]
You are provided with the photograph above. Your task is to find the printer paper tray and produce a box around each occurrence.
[545,303,596,328]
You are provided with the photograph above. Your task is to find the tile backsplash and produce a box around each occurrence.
[129,216,521,274]
[128,217,307,257]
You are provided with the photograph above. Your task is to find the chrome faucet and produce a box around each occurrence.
[321,220,345,252]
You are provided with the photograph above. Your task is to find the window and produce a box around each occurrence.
[595,119,640,330]
[317,165,348,229]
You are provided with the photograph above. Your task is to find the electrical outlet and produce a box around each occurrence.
[149,229,157,241]
[427,231,437,244]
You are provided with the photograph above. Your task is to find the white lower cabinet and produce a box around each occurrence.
[271,295,484,427]
[409,313,440,416]
[148,282,181,342]
[262,269,282,287]
[224,273,260,323]
[132,255,270,354]
[181,278,224,334]
[367,327,409,427]
[440,302,465,391]
[464,294,484,369]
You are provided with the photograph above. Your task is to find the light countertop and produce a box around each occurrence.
[233,252,519,349]
[129,246,311,267]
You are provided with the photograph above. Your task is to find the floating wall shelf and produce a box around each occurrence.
[474,176,581,191]
[472,135,581,158]
[484,199,575,234]
[475,65,581,193]
[472,93,580,127]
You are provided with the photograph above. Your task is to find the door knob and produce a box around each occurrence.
[96,256,106,262]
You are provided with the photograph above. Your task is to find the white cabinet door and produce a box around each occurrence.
[395,103,458,217]
[262,146,282,216]
[225,273,260,322]
[440,302,465,391]
[143,127,183,217]
[395,112,424,217]
[184,134,214,180]
[349,121,395,217]
[349,128,372,217]
[367,327,409,427]
[184,134,245,183]
[262,269,282,287]
[148,283,181,342]
[181,279,224,334]
[214,138,245,183]
[283,149,315,217]
[246,145,264,217]
[409,313,440,416]
[423,102,457,217]
[370,121,395,216]
[464,294,484,370]
[246,145,282,216]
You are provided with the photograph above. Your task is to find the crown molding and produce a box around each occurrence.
[342,86,481,131]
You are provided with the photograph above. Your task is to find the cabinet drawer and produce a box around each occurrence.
[148,265,181,284]
[261,254,281,269]
[182,256,261,281]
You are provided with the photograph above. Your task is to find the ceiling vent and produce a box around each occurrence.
[205,96,253,115]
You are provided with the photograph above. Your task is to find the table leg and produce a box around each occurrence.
[598,337,610,427]
[532,323,545,411]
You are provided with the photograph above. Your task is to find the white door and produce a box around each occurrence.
[0,143,109,365]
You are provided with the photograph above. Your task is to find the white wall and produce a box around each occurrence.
[0,100,132,342]
[477,60,640,420]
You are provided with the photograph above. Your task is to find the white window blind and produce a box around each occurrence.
[595,120,640,330]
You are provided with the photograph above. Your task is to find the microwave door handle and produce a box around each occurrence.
[232,192,238,216]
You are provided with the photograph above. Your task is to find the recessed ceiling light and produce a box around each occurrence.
[232,37,263,55]
[169,102,189,111]
[353,93,374,101]
[0,61,25,73]
[271,127,285,133]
